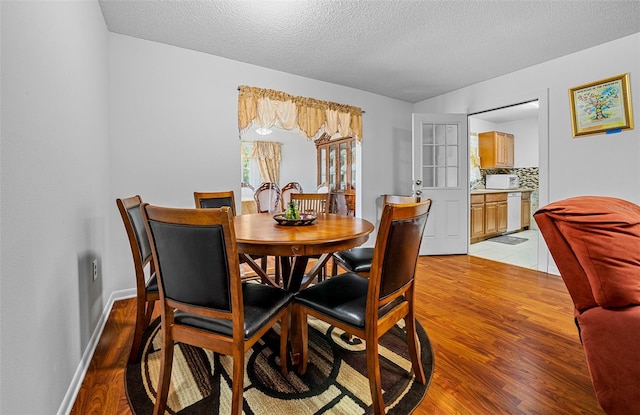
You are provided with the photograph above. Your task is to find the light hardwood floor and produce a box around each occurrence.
[71,255,604,415]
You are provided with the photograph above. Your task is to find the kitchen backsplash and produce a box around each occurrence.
[480,167,539,190]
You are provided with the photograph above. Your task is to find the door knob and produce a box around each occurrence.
[415,180,422,186]
[416,190,423,196]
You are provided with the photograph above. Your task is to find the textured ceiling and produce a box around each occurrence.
[99,0,640,103]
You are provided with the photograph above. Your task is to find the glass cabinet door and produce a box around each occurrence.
[316,136,357,194]
[350,139,356,189]
[319,147,327,186]
[329,144,337,191]
[339,142,348,190]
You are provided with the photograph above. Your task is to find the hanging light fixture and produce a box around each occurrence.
[255,127,273,135]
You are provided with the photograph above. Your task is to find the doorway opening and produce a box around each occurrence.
[467,101,540,270]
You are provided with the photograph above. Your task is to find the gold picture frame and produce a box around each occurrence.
[569,73,634,137]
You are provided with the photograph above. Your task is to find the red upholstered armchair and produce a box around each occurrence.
[534,196,640,415]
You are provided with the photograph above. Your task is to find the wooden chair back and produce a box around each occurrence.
[294,199,432,415]
[281,182,303,211]
[370,199,431,304]
[194,191,237,215]
[141,204,291,415]
[316,182,329,193]
[194,190,269,275]
[290,193,330,214]
[115,195,158,363]
[382,194,421,205]
[254,182,281,213]
[240,182,254,200]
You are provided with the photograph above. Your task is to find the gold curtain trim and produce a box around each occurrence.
[238,85,363,141]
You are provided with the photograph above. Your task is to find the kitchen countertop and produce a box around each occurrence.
[470,188,533,194]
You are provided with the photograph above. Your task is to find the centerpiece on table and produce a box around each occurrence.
[273,201,317,226]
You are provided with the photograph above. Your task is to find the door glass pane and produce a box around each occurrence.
[422,145,434,165]
[436,145,446,165]
[446,124,458,145]
[447,167,458,187]
[436,167,446,187]
[446,146,458,165]
[435,124,446,145]
[422,124,434,144]
[423,167,434,187]
[421,123,460,189]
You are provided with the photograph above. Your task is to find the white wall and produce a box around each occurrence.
[241,128,318,193]
[108,33,413,299]
[500,118,539,168]
[1,1,110,413]
[469,117,539,168]
[415,33,640,204]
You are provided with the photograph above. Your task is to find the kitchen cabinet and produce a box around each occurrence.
[470,190,531,243]
[470,194,485,239]
[479,131,514,168]
[485,193,508,235]
[521,191,531,229]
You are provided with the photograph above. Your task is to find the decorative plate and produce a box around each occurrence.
[273,213,317,226]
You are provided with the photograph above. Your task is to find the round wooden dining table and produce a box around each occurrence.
[233,212,374,292]
[234,212,374,366]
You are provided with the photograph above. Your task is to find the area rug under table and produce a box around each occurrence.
[125,316,434,415]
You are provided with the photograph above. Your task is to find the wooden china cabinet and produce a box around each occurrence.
[315,134,357,215]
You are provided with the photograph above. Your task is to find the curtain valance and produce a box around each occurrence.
[238,85,363,142]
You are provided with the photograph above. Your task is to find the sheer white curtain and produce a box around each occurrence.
[325,109,352,138]
[256,98,298,132]
[249,141,282,184]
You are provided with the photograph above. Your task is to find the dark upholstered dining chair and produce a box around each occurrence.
[116,195,159,364]
[194,190,237,212]
[332,195,421,278]
[142,204,293,415]
[194,190,271,279]
[293,199,432,415]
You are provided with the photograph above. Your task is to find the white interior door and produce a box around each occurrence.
[412,113,468,255]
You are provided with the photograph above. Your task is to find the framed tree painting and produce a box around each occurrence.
[569,73,634,137]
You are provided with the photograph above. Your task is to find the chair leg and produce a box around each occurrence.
[366,334,385,415]
[279,312,289,375]
[152,327,174,415]
[405,315,426,383]
[294,304,309,375]
[275,257,281,285]
[230,350,245,415]
[144,299,156,327]
[128,297,150,364]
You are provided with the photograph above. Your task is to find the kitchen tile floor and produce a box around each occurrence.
[469,229,538,270]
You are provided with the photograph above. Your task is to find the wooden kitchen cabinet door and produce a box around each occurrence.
[470,195,485,239]
[479,131,514,168]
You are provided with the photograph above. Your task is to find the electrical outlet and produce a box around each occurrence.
[92,259,98,281]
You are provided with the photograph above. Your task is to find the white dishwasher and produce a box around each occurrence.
[507,192,522,232]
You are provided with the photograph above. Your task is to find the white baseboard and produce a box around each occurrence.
[547,265,560,276]
[57,288,135,415]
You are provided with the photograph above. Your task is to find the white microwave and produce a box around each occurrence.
[485,174,519,189]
